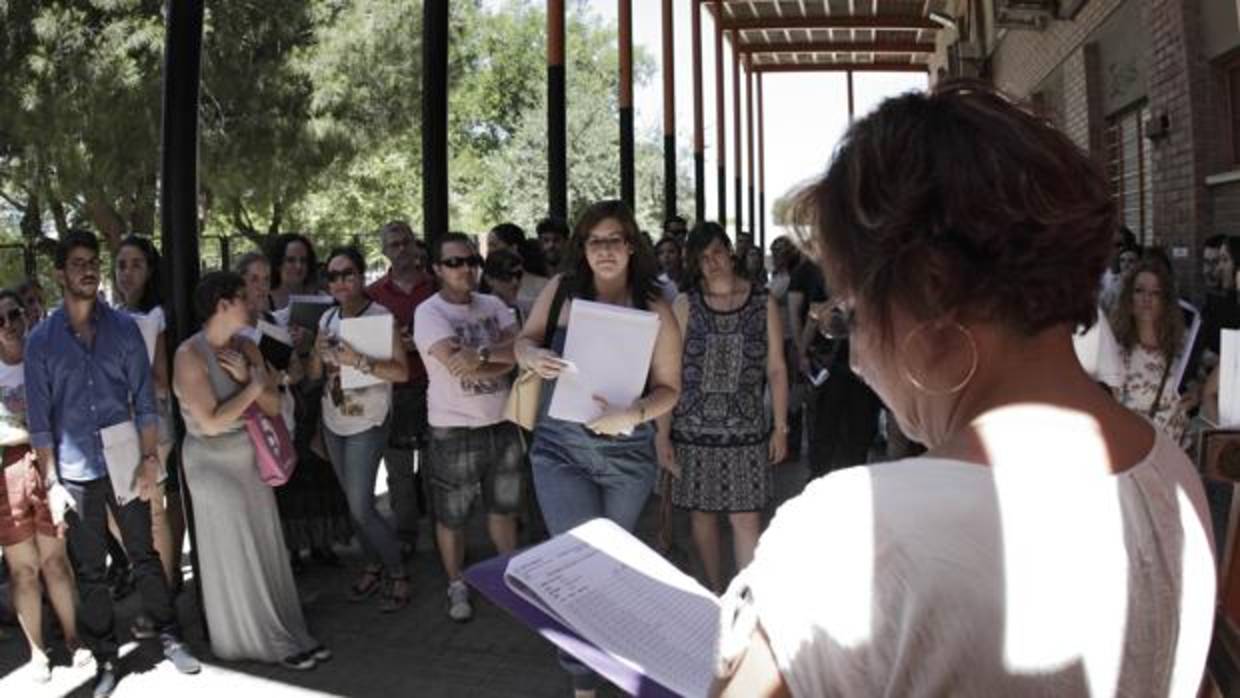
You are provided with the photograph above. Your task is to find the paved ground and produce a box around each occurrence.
[0,458,811,697]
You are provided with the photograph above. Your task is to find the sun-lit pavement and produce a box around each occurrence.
[0,457,811,697]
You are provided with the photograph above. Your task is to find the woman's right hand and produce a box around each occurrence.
[525,348,568,379]
[217,348,251,384]
[314,331,337,366]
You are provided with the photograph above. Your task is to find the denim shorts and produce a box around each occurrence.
[427,422,525,528]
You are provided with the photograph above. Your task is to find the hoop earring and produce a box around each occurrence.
[899,321,979,396]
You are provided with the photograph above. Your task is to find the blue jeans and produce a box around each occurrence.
[530,418,657,689]
[323,421,405,575]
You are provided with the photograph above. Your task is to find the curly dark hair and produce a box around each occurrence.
[561,200,660,309]
[794,80,1116,346]
[1110,256,1186,362]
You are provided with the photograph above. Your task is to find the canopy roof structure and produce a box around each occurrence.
[708,0,945,74]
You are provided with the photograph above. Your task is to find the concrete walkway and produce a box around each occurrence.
[0,458,811,697]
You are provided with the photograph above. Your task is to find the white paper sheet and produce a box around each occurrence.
[100,420,142,505]
[339,314,394,389]
[1222,329,1240,427]
[1172,300,1202,394]
[547,300,660,426]
[505,518,720,698]
[1073,306,1123,389]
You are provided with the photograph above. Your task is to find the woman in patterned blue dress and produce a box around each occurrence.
[667,222,789,594]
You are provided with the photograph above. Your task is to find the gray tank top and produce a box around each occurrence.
[181,333,246,437]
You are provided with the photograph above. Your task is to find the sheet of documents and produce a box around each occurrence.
[1072,306,1122,389]
[1172,300,1201,394]
[339,314,394,389]
[505,518,720,698]
[548,300,660,426]
[1222,329,1240,427]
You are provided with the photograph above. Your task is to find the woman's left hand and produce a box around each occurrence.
[587,396,639,437]
[769,430,788,465]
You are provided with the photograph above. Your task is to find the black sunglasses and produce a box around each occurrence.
[439,255,483,269]
[325,269,359,283]
[0,307,24,329]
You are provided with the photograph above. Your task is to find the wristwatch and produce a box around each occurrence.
[478,345,492,365]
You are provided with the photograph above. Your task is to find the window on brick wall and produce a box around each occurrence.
[1105,103,1154,245]
[1228,60,1240,165]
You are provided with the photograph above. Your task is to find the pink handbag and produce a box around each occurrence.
[244,404,297,486]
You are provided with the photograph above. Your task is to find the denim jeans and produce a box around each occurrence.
[530,417,657,690]
[62,476,181,660]
[323,420,405,575]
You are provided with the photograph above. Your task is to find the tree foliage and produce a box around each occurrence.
[0,0,697,275]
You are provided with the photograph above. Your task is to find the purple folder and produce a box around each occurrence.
[465,554,681,697]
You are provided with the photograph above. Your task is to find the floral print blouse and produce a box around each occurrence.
[1118,345,1187,446]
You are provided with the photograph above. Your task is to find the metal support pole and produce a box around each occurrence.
[548,0,567,220]
[423,0,449,250]
[692,0,705,223]
[661,0,676,222]
[732,31,742,239]
[714,4,726,225]
[619,0,635,212]
[158,0,206,640]
[746,58,754,247]
[758,73,766,251]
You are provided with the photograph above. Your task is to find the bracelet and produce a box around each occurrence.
[355,356,372,374]
[774,423,790,435]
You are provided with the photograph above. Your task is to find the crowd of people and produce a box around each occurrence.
[0,81,1223,697]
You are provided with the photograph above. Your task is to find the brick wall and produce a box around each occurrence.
[1214,179,1240,236]
[990,0,1128,97]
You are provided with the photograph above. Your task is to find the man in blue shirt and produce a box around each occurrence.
[25,230,199,696]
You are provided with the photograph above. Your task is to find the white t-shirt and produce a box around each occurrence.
[718,428,1215,697]
[414,292,517,428]
[119,304,165,366]
[0,358,27,444]
[319,302,395,436]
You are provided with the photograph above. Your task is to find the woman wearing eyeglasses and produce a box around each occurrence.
[0,289,86,682]
[666,222,787,595]
[173,271,327,670]
[515,200,683,697]
[711,85,1213,698]
[306,246,410,612]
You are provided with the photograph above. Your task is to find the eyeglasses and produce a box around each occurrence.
[586,236,628,252]
[68,257,101,273]
[811,298,855,340]
[325,269,359,283]
[438,255,483,269]
[0,307,24,329]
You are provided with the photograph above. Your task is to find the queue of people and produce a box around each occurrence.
[0,80,1224,697]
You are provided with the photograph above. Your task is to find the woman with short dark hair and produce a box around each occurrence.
[173,271,327,669]
[713,83,1214,697]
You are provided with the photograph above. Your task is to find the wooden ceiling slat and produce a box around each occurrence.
[737,39,935,54]
[753,61,928,73]
[717,15,939,31]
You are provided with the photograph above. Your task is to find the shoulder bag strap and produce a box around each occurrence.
[1148,358,1174,420]
[541,282,570,350]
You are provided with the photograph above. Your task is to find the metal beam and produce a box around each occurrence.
[752,62,929,73]
[717,15,938,32]
[757,72,765,250]
[738,39,935,54]
[715,7,726,225]
[732,30,742,239]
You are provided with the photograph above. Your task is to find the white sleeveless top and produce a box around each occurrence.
[718,428,1215,697]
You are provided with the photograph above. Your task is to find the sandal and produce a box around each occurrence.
[379,574,412,613]
[348,565,384,602]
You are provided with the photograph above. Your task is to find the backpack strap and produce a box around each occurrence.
[541,281,571,349]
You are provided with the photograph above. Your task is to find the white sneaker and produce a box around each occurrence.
[27,649,51,683]
[447,579,472,622]
[70,645,95,668]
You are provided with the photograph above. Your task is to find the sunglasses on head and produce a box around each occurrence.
[439,255,483,269]
[0,307,24,329]
[325,269,359,283]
